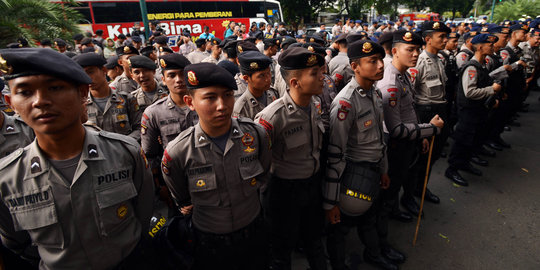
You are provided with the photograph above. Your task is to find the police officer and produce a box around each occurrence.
[233,51,278,119]
[263,38,280,85]
[324,40,397,270]
[377,30,444,225]
[129,55,169,113]
[105,55,123,82]
[162,63,270,269]
[74,53,142,141]
[110,45,140,95]
[519,28,540,92]
[328,33,354,91]
[254,47,327,270]
[53,38,67,53]
[456,31,478,69]
[446,34,502,186]
[407,21,451,213]
[439,32,460,133]
[200,38,222,64]
[141,53,197,183]
[186,38,210,64]
[0,48,154,269]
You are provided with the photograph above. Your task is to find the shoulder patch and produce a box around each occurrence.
[99,130,139,147]
[0,148,24,171]
[468,69,476,80]
[258,118,273,132]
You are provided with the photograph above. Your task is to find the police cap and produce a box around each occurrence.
[128,55,156,70]
[140,46,155,56]
[159,53,191,70]
[184,63,237,90]
[131,36,142,43]
[301,43,326,56]
[105,55,120,69]
[334,33,349,44]
[217,60,240,76]
[448,32,461,39]
[236,40,258,54]
[159,47,174,54]
[154,35,168,45]
[0,48,91,85]
[64,51,77,58]
[73,53,107,67]
[278,47,325,70]
[421,21,451,35]
[263,38,279,47]
[280,37,297,49]
[347,40,385,60]
[531,29,540,37]
[81,37,93,46]
[376,32,394,45]
[306,35,325,45]
[53,38,67,47]
[73,33,84,41]
[509,23,528,32]
[82,47,98,54]
[392,30,423,46]
[41,39,52,47]
[471,33,499,44]
[488,25,510,34]
[238,51,272,74]
[194,38,206,47]
[116,45,139,56]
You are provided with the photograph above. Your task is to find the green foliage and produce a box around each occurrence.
[493,0,540,22]
[280,0,329,25]
[0,0,82,48]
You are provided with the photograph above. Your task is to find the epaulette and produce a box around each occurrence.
[0,148,24,171]
[258,97,284,119]
[99,130,138,147]
[165,126,194,150]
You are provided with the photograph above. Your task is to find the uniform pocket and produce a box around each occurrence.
[187,165,219,206]
[161,122,181,142]
[356,115,376,142]
[94,170,137,237]
[238,157,264,195]
[114,114,131,133]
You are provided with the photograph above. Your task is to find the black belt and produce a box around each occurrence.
[346,160,380,173]
[415,103,447,112]
[195,215,263,245]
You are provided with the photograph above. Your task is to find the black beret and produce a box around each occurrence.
[244,37,257,44]
[41,39,52,46]
[254,31,264,40]
[392,30,423,46]
[194,38,206,47]
[81,37,93,45]
[236,41,258,54]
[471,33,499,44]
[158,47,174,54]
[154,35,168,45]
[238,51,273,74]
[263,38,279,47]
[140,46,155,56]
[116,45,139,56]
[301,43,326,56]
[82,47,98,54]
[184,63,237,90]
[73,53,107,67]
[118,34,127,39]
[334,33,349,43]
[105,56,120,69]
[306,35,325,45]
[95,29,104,35]
[377,32,394,45]
[346,32,368,44]
[217,60,240,76]
[421,21,451,34]
[128,55,156,70]
[6,43,22,49]
[53,38,67,47]
[131,36,142,43]
[280,37,296,49]
[0,48,91,85]
[64,51,77,58]
[347,40,385,60]
[73,33,84,41]
[159,53,191,70]
[278,47,325,70]
[509,23,528,32]
[223,40,240,58]
[448,32,461,39]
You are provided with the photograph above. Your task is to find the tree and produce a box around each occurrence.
[0,0,82,48]
[280,0,329,27]
[493,0,540,22]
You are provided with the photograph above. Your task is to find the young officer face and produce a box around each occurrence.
[427,32,448,51]
[162,69,186,96]
[83,66,108,91]
[131,67,156,89]
[6,75,88,135]
[393,43,421,68]
[446,38,459,51]
[185,85,234,133]
[352,54,384,81]
[244,67,272,92]
[295,65,324,96]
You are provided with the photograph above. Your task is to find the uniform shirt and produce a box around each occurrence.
[500,43,524,71]
[0,113,34,158]
[323,78,387,210]
[256,42,264,53]
[329,52,354,91]
[376,63,438,140]
[232,88,279,119]
[409,50,447,105]
[332,25,343,37]
[141,95,198,168]
[518,41,539,76]
[201,55,219,64]
[162,118,271,234]
[86,89,142,141]
[109,72,139,96]
[130,80,169,113]
[383,54,393,69]
[462,58,495,100]
[273,63,288,98]
[456,44,474,69]
[254,91,324,179]
[179,42,196,57]
[234,73,248,99]
[186,50,210,64]
[318,74,338,131]
[0,128,154,270]
[0,94,15,116]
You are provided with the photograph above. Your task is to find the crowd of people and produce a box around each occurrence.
[0,15,539,270]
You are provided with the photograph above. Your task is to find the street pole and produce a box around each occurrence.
[490,0,496,22]
[139,0,150,40]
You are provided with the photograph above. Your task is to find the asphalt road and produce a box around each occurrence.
[293,91,540,270]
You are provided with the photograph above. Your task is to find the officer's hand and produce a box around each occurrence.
[422,138,429,154]
[430,114,444,129]
[492,83,502,93]
[181,205,193,215]
[494,99,500,109]
[380,174,390,189]
[326,205,341,224]
[518,60,527,68]
[503,65,513,72]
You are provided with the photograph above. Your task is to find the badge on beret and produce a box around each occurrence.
[0,55,13,75]
[307,46,314,52]
[468,69,476,80]
[237,45,243,53]
[117,204,128,219]
[242,133,255,153]
[124,46,130,53]
[403,32,413,42]
[250,62,259,69]
[306,55,317,66]
[276,39,280,44]
[159,47,164,52]
[433,22,440,29]
[187,71,199,85]
[196,179,206,187]
[310,38,315,42]
[160,59,167,68]
[487,36,496,43]
[362,42,373,53]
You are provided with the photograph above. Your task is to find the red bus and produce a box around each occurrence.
[58,0,283,50]
[399,12,440,23]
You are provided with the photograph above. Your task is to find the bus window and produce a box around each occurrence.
[92,2,141,24]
